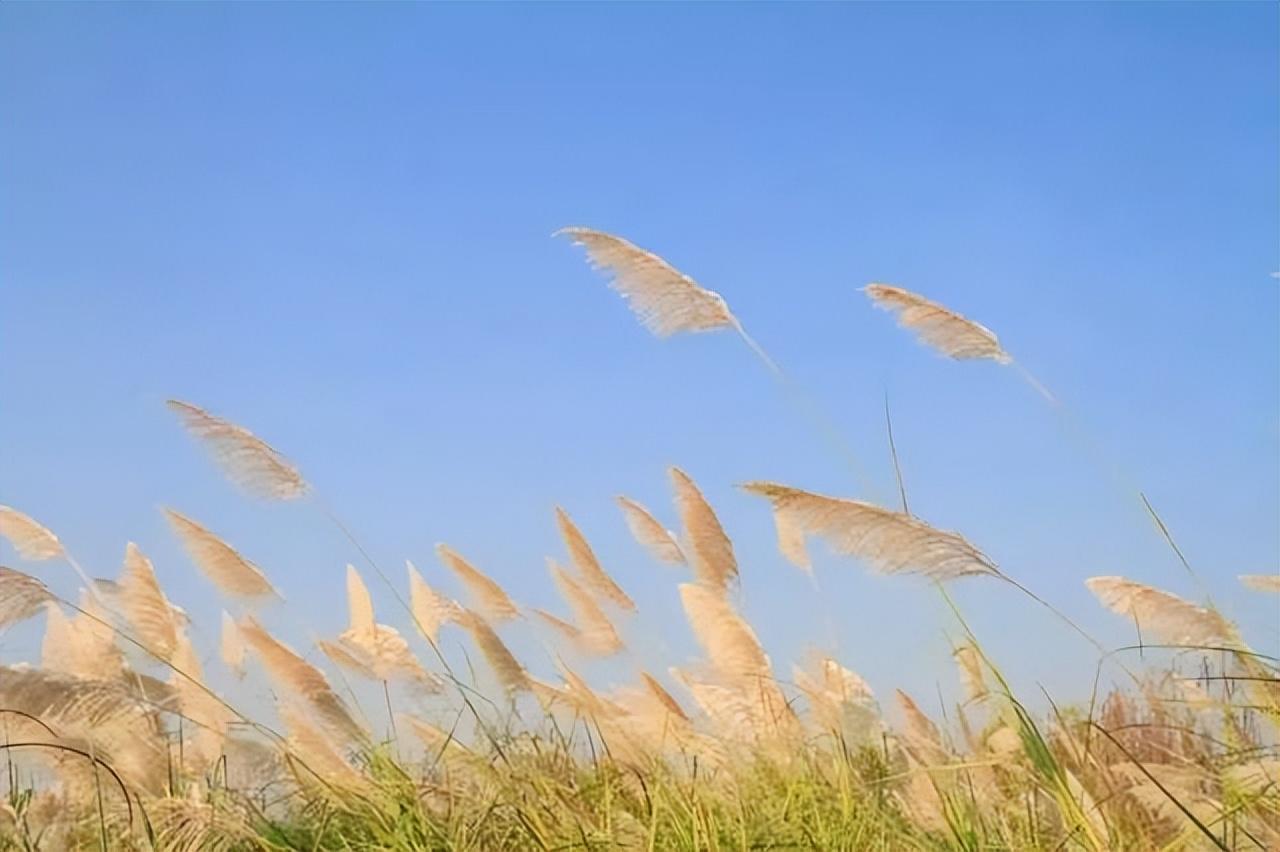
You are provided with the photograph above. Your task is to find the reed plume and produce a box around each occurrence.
[435,543,519,622]
[1239,574,1280,594]
[456,608,529,694]
[0,566,55,628]
[117,543,181,659]
[1085,576,1235,646]
[864,283,1011,363]
[220,610,245,678]
[166,399,308,500]
[616,496,685,565]
[164,508,279,599]
[670,467,738,591]
[408,560,461,643]
[555,507,635,611]
[0,505,64,560]
[742,482,1001,581]
[547,557,624,656]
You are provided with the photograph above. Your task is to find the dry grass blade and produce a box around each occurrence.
[166,399,308,500]
[435,544,519,622]
[864,284,1011,363]
[408,560,461,643]
[0,566,55,628]
[555,507,635,611]
[118,543,181,659]
[238,615,365,742]
[616,496,685,565]
[220,610,245,678]
[555,227,736,337]
[164,509,278,599]
[678,583,770,683]
[670,467,738,591]
[741,482,1001,581]
[456,608,528,693]
[1085,576,1236,646]
[548,557,624,656]
[1239,574,1280,594]
[0,506,64,561]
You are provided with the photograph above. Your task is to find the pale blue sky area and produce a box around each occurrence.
[2,4,1276,714]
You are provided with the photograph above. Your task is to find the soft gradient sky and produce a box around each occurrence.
[2,4,1277,714]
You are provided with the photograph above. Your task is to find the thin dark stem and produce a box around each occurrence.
[884,390,909,516]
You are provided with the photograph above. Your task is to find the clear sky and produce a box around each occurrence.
[2,3,1276,715]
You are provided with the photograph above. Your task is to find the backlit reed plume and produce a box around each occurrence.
[1085,576,1235,646]
[0,566,55,628]
[616,496,685,565]
[456,608,528,694]
[678,583,770,683]
[742,482,1001,581]
[555,507,635,611]
[953,643,988,705]
[670,467,738,591]
[221,610,245,678]
[555,227,736,337]
[774,509,811,573]
[1239,574,1280,594]
[166,399,308,500]
[237,615,365,742]
[532,608,582,643]
[864,284,1011,364]
[170,631,233,772]
[793,655,877,739]
[278,702,368,793]
[0,505,64,560]
[548,557,624,656]
[164,508,278,599]
[408,560,461,643]
[331,565,440,689]
[435,543,519,622]
[117,543,181,659]
[41,595,124,681]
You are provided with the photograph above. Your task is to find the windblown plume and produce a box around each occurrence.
[169,632,233,772]
[616,496,685,565]
[774,510,811,573]
[639,672,689,723]
[895,690,948,765]
[678,583,770,683]
[401,713,481,779]
[1085,576,1235,646]
[328,627,442,692]
[742,483,1001,581]
[0,506,63,561]
[793,655,878,740]
[456,609,528,693]
[41,595,124,681]
[221,610,245,678]
[532,608,582,643]
[0,566,55,628]
[864,284,1011,363]
[345,564,375,638]
[278,702,367,792]
[117,543,180,659]
[556,227,736,337]
[148,792,257,852]
[1239,574,1280,594]
[164,509,278,599]
[237,615,364,742]
[670,467,738,591]
[408,560,460,643]
[166,399,308,500]
[555,507,635,611]
[435,544,518,622]
[548,558,624,656]
[953,644,988,704]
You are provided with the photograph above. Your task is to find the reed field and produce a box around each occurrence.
[0,229,1277,851]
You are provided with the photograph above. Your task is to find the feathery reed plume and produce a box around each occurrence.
[408,560,461,643]
[548,557,624,656]
[149,792,256,852]
[345,564,375,638]
[555,227,736,337]
[555,507,635,611]
[793,655,877,739]
[435,543,519,622]
[616,496,685,565]
[456,608,528,693]
[1085,577,1235,646]
[237,615,365,742]
[953,643,988,705]
[640,671,689,722]
[894,689,948,765]
[278,702,367,792]
[220,610,245,678]
[670,467,738,591]
[774,509,811,573]
[164,509,278,599]
[117,543,181,659]
[1239,574,1280,594]
[678,583,770,683]
[166,399,308,500]
[742,482,1001,581]
[41,596,124,681]
[864,284,1011,364]
[532,608,582,643]
[0,566,55,628]
[0,506,63,560]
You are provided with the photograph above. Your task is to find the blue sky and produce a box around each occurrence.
[2,3,1276,715]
